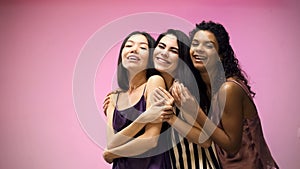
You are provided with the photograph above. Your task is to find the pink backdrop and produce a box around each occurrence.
[1,0,299,168]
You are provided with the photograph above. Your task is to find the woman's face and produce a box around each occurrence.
[190,30,220,73]
[153,34,179,75]
[121,34,149,73]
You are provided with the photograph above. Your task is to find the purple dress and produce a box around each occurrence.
[112,93,171,169]
[213,79,279,169]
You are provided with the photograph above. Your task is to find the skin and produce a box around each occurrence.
[103,34,171,163]
[152,33,211,147]
[153,34,179,76]
[172,30,258,155]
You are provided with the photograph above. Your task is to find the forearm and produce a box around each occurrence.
[107,106,164,149]
[168,115,211,147]
[107,119,146,149]
[107,134,159,158]
[195,109,240,154]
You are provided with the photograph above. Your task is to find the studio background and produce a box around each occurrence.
[1,0,299,169]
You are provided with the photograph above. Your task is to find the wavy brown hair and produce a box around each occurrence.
[189,21,255,97]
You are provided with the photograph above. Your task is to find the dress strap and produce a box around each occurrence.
[142,84,147,95]
[227,79,253,101]
[115,92,120,109]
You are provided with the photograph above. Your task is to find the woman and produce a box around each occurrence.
[151,29,221,169]
[102,31,172,169]
[158,21,279,169]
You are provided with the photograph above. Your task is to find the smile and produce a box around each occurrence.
[155,56,171,64]
[193,55,207,62]
[127,55,140,61]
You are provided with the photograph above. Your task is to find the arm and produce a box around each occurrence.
[104,75,168,161]
[105,93,149,150]
[154,87,211,147]
[165,112,211,147]
[195,82,244,155]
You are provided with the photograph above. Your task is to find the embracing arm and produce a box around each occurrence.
[195,82,244,155]
[156,86,211,147]
[104,75,167,162]
[166,113,212,147]
[105,93,149,150]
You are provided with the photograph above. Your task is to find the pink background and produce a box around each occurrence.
[1,0,299,168]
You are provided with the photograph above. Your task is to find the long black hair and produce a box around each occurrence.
[152,29,204,105]
[189,21,255,97]
[117,31,156,91]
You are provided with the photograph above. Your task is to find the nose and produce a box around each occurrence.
[160,49,169,58]
[130,45,138,54]
[194,44,204,53]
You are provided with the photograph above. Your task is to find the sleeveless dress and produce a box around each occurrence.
[169,108,221,169]
[112,87,171,169]
[213,79,279,169]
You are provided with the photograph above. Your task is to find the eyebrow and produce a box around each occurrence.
[158,42,166,47]
[127,40,148,45]
[170,46,179,51]
[158,42,178,50]
[192,39,216,45]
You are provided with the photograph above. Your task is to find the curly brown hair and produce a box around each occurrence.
[189,21,255,97]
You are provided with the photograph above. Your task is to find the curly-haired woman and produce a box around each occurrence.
[155,21,279,169]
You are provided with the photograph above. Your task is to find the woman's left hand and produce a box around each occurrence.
[102,150,114,164]
[170,82,199,117]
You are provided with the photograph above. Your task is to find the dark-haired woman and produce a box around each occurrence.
[156,21,279,169]
[151,29,221,169]
[102,31,171,169]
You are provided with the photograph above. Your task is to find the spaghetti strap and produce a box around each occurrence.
[115,92,120,109]
[227,79,253,101]
[142,84,147,95]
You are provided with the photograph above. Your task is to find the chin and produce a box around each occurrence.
[194,64,206,72]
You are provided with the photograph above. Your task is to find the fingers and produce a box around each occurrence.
[158,87,174,105]
[152,87,174,106]
[152,88,165,101]
[102,96,111,113]
[171,84,181,106]
[158,87,173,99]
[152,98,165,106]
[161,110,174,122]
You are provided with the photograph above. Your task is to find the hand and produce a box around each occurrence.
[138,98,173,123]
[103,91,118,115]
[103,150,114,164]
[103,95,110,115]
[170,82,199,118]
[161,108,175,123]
[150,87,174,106]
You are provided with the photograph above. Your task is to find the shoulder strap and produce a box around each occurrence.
[227,79,253,101]
[142,83,147,95]
[115,92,121,109]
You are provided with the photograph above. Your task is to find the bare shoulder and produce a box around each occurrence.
[146,75,165,89]
[219,81,244,99]
[144,75,166,100]
[147,75,165,84]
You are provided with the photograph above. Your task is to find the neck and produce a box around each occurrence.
[200,72,211,93]
[128,70,147,93]
[160,72,174,89]
[199,67,220,97]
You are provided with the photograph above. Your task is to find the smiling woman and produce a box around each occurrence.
[102,31,172,169]
[121,35,149,76]
[153,34,179,76]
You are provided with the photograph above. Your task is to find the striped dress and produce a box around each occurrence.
[169,111,221,169]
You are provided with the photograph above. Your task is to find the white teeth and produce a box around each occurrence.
[128,55,139,61]
[156,57,170,64]
[194,55,206,61]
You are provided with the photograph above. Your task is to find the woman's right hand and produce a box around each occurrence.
[103,91,118,115]
[170,82,199,118]
[138,98,173,124]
